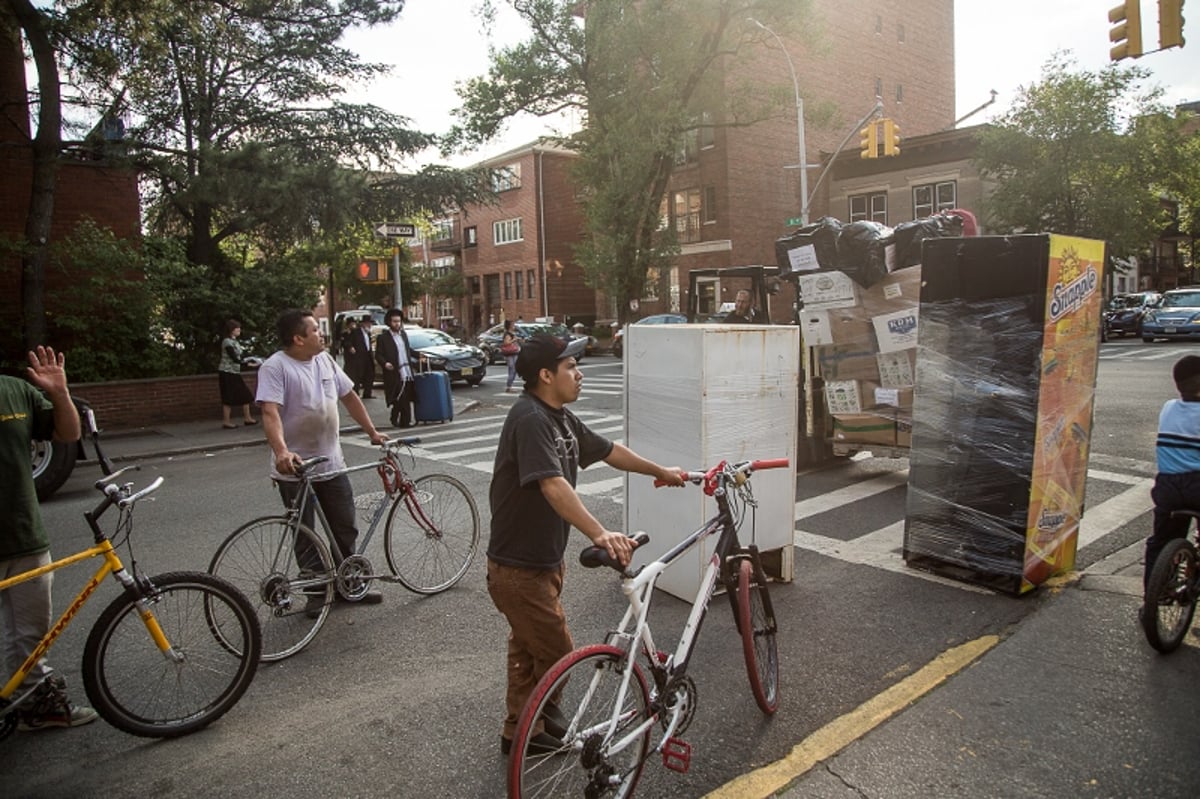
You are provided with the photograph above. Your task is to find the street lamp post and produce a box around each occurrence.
[749,18,808,225]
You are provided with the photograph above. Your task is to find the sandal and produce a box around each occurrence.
[244,419,258,426]
[222,423,238,429]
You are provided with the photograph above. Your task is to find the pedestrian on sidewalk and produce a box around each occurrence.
[255,309,389,616]
[376,308,419,428]
[218,318,258,429]
[1144,354,1200,593]
[341,317,375,399]
[486,334,685,755]
[0,346,97,730]
[500,319,520,393]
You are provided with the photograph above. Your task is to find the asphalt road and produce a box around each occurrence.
[3,341,1184,798]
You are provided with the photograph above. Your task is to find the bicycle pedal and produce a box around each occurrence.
[662,738,691,773]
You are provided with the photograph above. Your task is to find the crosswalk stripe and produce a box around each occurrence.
[794,472,908,520]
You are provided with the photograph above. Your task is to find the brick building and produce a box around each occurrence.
[422,1,962,332]
[0,18,140,363]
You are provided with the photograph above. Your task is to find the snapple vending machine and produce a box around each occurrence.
[903,234,1106,594]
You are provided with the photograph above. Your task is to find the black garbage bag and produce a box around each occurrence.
[893,213,964,269]
[836,220,895,288]
[775,217,842,277]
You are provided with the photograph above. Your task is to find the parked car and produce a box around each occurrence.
[611,313,688,358]
[1104,292,1161,338]
[477,321,588,364]
[1140,288,1200,342]
[405,326,488,385]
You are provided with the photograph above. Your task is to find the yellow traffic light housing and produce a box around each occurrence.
[1109,1,1144,60]
[1159,0,1186,50]
[859,122,878,159]
[882,118,901,157]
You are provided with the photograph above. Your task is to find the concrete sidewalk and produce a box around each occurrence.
[730,542,1200,799]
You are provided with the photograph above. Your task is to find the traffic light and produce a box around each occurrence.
[859,121,878,159]
[1160,0,1185,50]
[356,257,389,283]
[882,118,901,157]
[1109,1,1143,60]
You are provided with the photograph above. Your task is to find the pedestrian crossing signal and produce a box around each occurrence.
[357,257,388,283]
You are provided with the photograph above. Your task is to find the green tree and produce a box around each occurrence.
[974,53,1195,264]
[451,0,803,323]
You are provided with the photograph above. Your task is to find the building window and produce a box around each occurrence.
[437,298,454,319]
[643,267,660,301]
[913,181,957,218]
[491,163,522,192]
[874,77,883,98]
[849,192,888,224]
[699,111,715,149]
[433,218,455,242]
[431,255,455,277]
[658,196,670,230]
[504,271,512,300]
[515,268,523,299]
[675,128,699,166]
[465,226,477,247]
[527,269,536,299]
[896,84,903,103]
[673,188,702,243]
[702,185,717,224]
[494,218,523,245]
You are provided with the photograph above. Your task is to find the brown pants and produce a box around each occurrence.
[486,558,572,739]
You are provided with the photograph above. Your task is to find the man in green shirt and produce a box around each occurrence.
[0,346,96,730]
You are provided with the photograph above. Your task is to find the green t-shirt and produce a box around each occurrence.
[0,376,57,559]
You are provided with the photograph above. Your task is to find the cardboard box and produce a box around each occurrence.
[824,380,861,414]
[799,310,833,346]
[877,348,916,387]
[815,344,881,383]
[896,411,913,447]
[825,307,877,348]
[862,265,923,317]
[872,307,919,353]
[874,386,914,409]
[832,411,898,446]
[797,270,858,310]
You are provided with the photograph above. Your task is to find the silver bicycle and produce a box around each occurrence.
[208,438,479,661]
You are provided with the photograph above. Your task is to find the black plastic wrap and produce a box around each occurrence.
[775,217,842,277]
[835,221,895,288]
[892,213,964,270]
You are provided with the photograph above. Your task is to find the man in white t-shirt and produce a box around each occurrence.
[256,309,389,614]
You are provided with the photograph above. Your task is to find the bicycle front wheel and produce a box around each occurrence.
[384,473,479,594]
[737,558,780,714]
[81,571,261,737]
[209,516,335,661]
[509,644,652,799]
[1142,537,1199,653]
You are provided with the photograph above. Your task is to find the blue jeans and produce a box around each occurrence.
[277,474,359,569]
[505,355,518,389]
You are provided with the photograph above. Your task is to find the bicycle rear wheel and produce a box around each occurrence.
[1142,537,1200,653]
[737,557,780,714]
[509,644,652,799]
[384,474,479,594]
[209,516,335,661]
[81,571,261,737]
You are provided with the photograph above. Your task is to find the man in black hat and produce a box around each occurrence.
[486,334,684,755]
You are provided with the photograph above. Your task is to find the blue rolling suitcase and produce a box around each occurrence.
[414,369,453,424]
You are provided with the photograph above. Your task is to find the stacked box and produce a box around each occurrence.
[797,265,922,448]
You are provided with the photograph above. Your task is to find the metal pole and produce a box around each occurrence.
[750,19,807,224]
[392,246,403,311]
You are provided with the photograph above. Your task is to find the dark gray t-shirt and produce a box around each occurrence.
[487,392,613,570]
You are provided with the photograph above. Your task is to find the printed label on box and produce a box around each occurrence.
[800,310,832,346]
[872,308,919,353]
[884,243,897,274]
[876,349,915,387]
[874,386,914,408]
[797,271,858,310]
[785,244,821,273]
[824,380,862,414]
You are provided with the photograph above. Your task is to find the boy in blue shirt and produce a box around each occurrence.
[1145,354,1200,590]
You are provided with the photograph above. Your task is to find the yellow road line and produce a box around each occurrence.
[705,635,1000,799]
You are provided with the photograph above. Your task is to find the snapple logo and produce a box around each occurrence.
[1049,266,1098,322]
[1037,508,1067,532]
[887,314,917,336]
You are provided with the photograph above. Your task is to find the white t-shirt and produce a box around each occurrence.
[256,350,354,481]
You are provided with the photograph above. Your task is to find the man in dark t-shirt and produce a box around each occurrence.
[487,334,684,755]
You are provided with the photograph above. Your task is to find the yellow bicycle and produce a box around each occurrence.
[0,466,261,739]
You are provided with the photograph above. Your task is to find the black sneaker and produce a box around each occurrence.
[304,594,326,620]
[500,731,563,756]
[541,703,568,739]
[18,675,98,731]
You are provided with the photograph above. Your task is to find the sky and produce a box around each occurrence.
[342,0,1200,167]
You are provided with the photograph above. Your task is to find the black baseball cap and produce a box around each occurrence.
[516,334,587,382]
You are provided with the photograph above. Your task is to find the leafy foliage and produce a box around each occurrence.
[452,0,803,323]
[974,53,1198,264]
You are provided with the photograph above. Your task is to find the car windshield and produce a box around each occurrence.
[407,329,457,348]
[1161,292,1200,309]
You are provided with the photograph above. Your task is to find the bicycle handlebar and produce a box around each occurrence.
[652,458,789,491]
[95,463,140,490]
[117,476,164,508]
[579,531,650,573]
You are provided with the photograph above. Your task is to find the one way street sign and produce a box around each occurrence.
[376,222,416,238]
